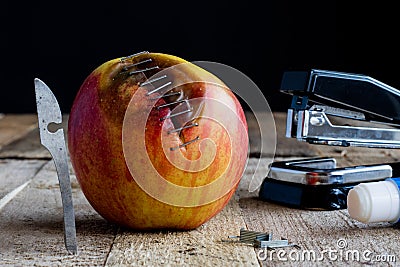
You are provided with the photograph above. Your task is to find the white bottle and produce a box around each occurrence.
[347,178,400,224]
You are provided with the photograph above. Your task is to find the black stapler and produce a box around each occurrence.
[282,69,400,148]
[259,69,400,210]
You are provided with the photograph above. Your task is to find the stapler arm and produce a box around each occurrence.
[280,69,400,148]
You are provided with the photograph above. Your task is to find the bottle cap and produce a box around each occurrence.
[347,179,400,223]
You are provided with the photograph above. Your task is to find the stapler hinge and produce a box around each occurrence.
[282,69,400,149]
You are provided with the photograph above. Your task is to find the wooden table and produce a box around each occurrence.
[0,112,399,266]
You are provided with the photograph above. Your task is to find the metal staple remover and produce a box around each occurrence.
[34,78,77,254]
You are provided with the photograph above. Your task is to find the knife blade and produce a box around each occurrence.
[34,78,77,254]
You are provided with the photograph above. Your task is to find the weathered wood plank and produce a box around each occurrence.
[0,114,38,150]
[239,155,400,266]
[103,155,272,266]
[0,160,116,266]
[240,199,399,266]
[1,112,399,266]
[247,111,320,158]
[0,115,68,159]
[105,196,259,266]
[0,128,51,159]
[0,159,46,201]
[242,111,400,266]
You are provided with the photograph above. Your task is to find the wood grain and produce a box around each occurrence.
[1,113,400,266]
[0,115,68,159]
[106,197,259,266]
[0,114,38,150]
[0,128,51,159]
[0,159,46,200]
[0,160,116,266]
[239,198,399,266]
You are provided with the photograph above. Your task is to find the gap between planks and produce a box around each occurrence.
[0,114,38,150]
[0,160,116,266]
[0,159,263,266]
[4,112,400,266]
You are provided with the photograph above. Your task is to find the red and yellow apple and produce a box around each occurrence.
[67,52,248,230]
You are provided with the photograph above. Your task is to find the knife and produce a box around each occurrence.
[34,78,77,254]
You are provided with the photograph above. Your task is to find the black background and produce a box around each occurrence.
[1,1,399,113]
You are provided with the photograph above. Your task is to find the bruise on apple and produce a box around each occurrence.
[68,52,249,230]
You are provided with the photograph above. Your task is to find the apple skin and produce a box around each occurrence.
[68,52,248,230]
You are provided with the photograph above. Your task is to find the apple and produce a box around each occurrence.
[68,52,249,230]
